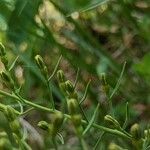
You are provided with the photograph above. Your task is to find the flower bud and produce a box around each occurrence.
[4,106,16,122]
[100,73,110,95]
[130,123,141,140]
[35,55,48,79]
[0,43,8,68]
[108,143,123,150]
[101,73,107,85]
[52,112,64,136]
[0,43,6,56]
[38,121,50,131]
[0,138,11,149]
[10,120,21,137]
[0,71,14,89]
[35,55,45,69]
[0,103,6,112]
[0,71,11,82]
[65,80,74,94]
[144,129,150,138]
[67,99,79,115]
[57,70,65,83]
[104,115,121,129]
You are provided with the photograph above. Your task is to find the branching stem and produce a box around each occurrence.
[0,89,132,140]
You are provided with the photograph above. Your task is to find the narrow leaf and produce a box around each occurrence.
[9,56,19,71]
[123,102,129,129]
[48,55,62,81]
[93,132,105,150]
[83,103,100,136]
[109,61,126,99]
[74,68,80,88]
[80,79,91,104]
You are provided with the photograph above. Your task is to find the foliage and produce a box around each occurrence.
[0,0,150,149]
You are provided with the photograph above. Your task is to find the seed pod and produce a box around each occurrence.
[108,143,124,150]
[65,80,74,94]
[38,121,50,131]
[57,70,65,83]
[67,98,78,115]
[104,115,121,129]
[0,43,6,56]
[52,112,64,136]
[130,123,141,140]
[4,106,16,122]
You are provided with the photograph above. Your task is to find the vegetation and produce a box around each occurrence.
[0,0,150,149]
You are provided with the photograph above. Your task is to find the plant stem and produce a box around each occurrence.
[79,137,88,150]
[46,80,55,110]
[0,89,132,140]
[52,137,58,150]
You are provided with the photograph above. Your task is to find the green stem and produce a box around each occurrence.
[0,89,132,140]
[52,137,58,150]
[79,137,88,150]
[46,80,55,110]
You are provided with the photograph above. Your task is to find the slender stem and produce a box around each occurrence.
[93,132,105,150]
[48,55,62,81]
[80,80,91,104]
[20,107,34,116]
[78,102,89,123]
[79,137,88,150]
[46,80,55,110]
[0,89,132,140]
[74,68,80,88]
[52,137,58,150]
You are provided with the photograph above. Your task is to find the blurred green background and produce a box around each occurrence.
[0,0,150,149]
